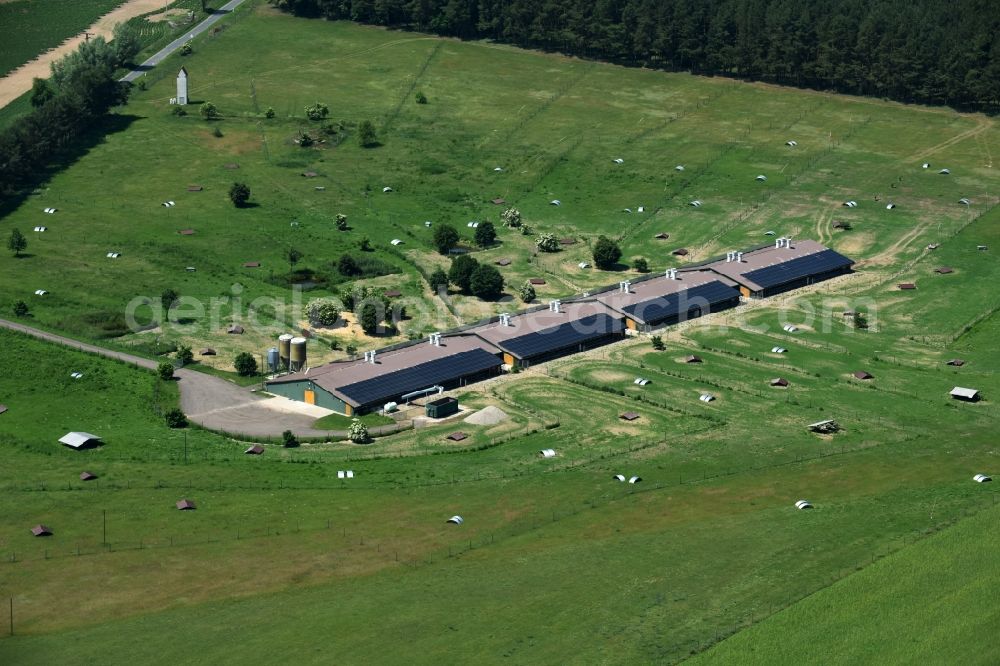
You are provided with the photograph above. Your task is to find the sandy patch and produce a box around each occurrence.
[586,369,633,383]
[0,0,168,110]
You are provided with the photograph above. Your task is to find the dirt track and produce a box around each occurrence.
[0,318,409,440]
[0,0,166,110]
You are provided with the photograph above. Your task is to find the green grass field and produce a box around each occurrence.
[1,3,1000,663]
[0,0,127,77]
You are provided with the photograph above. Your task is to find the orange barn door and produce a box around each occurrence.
[304,389,316,405]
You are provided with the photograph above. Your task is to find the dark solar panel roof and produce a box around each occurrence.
[337,349,501,407]
[621,281,740,324]
[743,249,854,290]
[500,313,624,359]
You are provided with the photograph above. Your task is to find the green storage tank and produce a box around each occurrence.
[426,396,459,419]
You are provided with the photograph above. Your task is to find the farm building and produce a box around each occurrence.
[594,270,741,331]
[950,387,980,402]
[426,396,459,418]
[700,239,854,298]
[59,432,102,450]
[471,301,625,368]
[266,335,503,416]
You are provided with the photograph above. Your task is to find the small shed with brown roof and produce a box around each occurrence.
[619,412,640,421]
[770,377,789,387]
[684,355,702,363]
[529,278,546,285]
[176,499,197,510]
[853,371,873,380]
[672,248,689,256]
[384,289,402,298]
[898,283,916,290]
[243,261,260,268]
[245,444,264,455]
[227,325,244,335]
[80,471,98,481]
[186,185,203,192]
[947,359,965,367]
[496,258,512,266]
[491,197,506,205]
[446,432,468,442]
[934,267,954,274]
[200,348,216,356]
[559,238,577,246]
[178,229,196,236]
[31,525,53,537]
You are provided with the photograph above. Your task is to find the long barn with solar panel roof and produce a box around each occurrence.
[594,269,742,332]
[471,300,625,368]
[700,238,854,298]
[266,334,503,415]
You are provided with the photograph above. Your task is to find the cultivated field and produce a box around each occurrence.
[1,3,999,663]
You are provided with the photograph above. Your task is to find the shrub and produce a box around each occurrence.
[500,207,521,228]
[358,301,380,335]
[171,106,187,116]
[161,289,178,310]
[234,351,257,376]
[282,429,299,447]
[180,40,193,56]
[335,213,348,231]
[305,101,329,120]
[415,91,428,104]
[519,281,536,303]
[651,335,665,351]
[307,299,341,327]
[429,268,449,293]
[212,126,223,138]
[298,132,314,147]
[345,342,358,357]
[176,345,194,365]
[329,339,341,351]
[164,408,187,428]
[157,362,174,381]
[359,237,372,252]
[200,101,218,119]
[348,418,370,443]
[337,254,360,276]
[535,233,559,252]
[13,300,29,317]
[264,106,275,119]
[633,257,649,272]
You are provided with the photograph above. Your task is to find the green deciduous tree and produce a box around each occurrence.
[433,224,460,254]
[470,264,504,299]
[358,119,378,147]
[632,257,649,272]
[287,247,303,271]
[161,289,178,310]
[13,300,29,317]
[500,207,521,228]
[229,182,251,207]
[8,228,27,256]
[415,91,428,104]
[234,351,257,376]
[282,429,300,447]
[30,78,53,108]
[335,213,348,231]
[448,254,480,293]
[593,235,622,269]
[337,254,360,276]
[429,267,449,293]
[358,301,380,335]
[651,335,665,351]
[474,221,497,247]
[264,106,275,119]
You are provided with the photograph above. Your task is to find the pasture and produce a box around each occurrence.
[1,3,1000,663]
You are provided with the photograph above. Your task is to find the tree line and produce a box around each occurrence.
[0,34,137,198]
[269,0,1000,111]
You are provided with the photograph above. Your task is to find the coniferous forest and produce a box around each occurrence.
[269,0,1000,111]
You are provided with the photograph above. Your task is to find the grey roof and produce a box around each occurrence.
[696,240,846,292]
[59,432,102,449]
[595,270,738,324]
[268,335,500,407]
[472,301,620,351]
